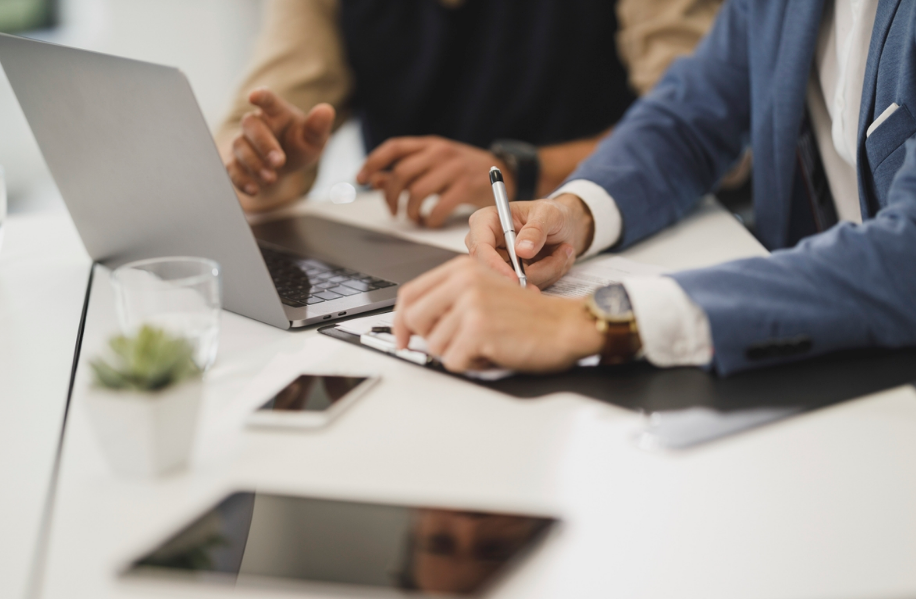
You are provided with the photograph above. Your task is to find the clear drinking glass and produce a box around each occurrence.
[111,257,222,371]
[0,165,6,253]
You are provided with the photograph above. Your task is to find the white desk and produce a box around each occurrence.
[25,193,916,599]
[0,207,91,599]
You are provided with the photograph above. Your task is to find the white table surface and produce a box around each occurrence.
[19,193,916,599]
[0,206,91,599]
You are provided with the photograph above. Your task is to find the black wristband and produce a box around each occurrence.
[489,139,540,201]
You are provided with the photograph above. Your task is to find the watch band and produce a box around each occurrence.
[586,284,642,364]
[596,320,642,365]
[489,139,540,201]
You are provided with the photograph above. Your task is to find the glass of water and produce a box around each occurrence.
[111,257,222,371]
[0,165,6,252]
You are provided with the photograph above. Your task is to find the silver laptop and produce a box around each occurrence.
[0,33,456,329]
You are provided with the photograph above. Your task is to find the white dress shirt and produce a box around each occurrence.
[553,0,878,367]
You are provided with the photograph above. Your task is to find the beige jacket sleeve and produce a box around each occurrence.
[616,0,724,96]
[215,0,353,197]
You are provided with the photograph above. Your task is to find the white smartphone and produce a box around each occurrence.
[246,374,379,430]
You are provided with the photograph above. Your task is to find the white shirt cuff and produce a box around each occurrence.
[622,276,714,368]
[549,180,622,259]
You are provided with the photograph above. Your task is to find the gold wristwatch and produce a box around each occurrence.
[585,284,642,364]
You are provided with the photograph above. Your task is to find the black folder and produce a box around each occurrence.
[320,324,916,448]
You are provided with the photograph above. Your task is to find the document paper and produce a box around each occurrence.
[542,255,668,298]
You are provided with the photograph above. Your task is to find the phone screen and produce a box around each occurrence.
[257,375,369,413]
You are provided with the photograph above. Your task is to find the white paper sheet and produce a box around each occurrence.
[543,255,668,298]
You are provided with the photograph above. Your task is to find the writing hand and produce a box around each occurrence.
[464,194,594,289]
[393,257,603,372]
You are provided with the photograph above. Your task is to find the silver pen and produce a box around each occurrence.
[489,166,527,287]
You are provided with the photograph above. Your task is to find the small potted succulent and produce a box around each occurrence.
[84,325,203,476]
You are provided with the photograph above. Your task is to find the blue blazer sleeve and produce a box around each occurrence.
[565,0,751,249]
[673,137,916,375]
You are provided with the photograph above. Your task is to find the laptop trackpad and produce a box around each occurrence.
[251,215,459,283]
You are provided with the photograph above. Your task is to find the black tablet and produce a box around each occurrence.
[123,491,557,597]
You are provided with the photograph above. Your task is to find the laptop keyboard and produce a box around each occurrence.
[260,248,396,308]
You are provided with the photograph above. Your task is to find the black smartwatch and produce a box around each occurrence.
[489,139,540,201]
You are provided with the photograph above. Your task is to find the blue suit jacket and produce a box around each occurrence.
[568,0,916,375]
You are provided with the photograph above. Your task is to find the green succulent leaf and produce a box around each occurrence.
[91,325,201,392]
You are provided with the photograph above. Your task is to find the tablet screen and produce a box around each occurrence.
[125,492,556,597]
[257,375,369,412]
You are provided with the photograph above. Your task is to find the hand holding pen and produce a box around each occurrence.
[488,166,528,288]
[467,186,586,289]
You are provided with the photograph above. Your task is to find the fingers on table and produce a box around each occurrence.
[362,137,473,223]
[367,172,398,215]
[385,150,436,220]
[358,137,428,184]
[423,179,469,229]
[409,163,467,227]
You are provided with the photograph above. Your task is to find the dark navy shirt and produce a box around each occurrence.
[339,0,634,151]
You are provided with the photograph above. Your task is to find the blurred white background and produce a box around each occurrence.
[0,0,264,210]
[0,0,365,213]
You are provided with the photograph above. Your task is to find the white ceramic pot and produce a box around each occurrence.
[84,378,203,477]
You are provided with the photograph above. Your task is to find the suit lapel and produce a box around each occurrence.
[765,0,825,248]
[856,0,903,217]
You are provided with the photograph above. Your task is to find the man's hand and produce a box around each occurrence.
[356,136,515,228]
[393,257,604,373]
[223,88,335,212]
[465,194,595,289]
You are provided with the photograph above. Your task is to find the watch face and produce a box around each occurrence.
[592,284,633,320]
